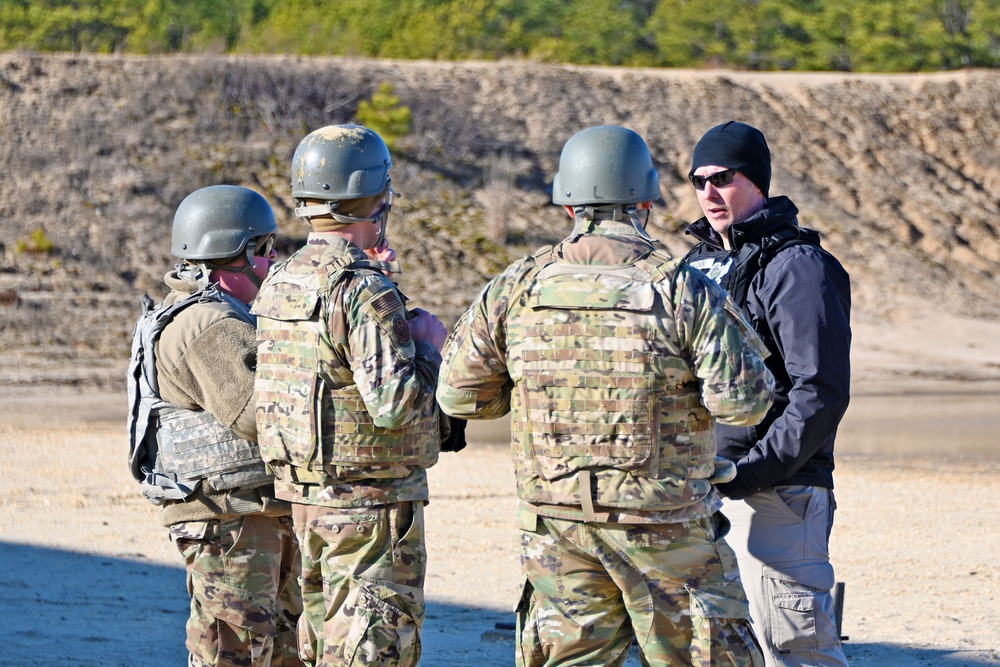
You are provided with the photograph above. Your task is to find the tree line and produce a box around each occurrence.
[2,0,998,72]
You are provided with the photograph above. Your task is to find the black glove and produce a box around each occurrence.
[715,475,753,500]
[440,416,468,452]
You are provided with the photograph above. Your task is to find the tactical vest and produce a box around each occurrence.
[505,244,717,513]
[686,226,821,314]
[126,288,273,504]
[253,249,440,481]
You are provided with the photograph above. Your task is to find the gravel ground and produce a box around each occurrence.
[1,391,998,666]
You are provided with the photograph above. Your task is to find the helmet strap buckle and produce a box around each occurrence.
[294,202,337,219]
[568,204,657,242]
[625,205,657,242]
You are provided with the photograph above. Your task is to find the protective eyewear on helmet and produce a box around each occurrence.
[368,189,395,221]
[252,234,275,257]
[690,168,739,191]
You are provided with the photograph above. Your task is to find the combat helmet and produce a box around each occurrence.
[290,124,396,247]
[552,125,660,240]
[172,185,277,260]
[553,125,660,207]
[171,184,278,287]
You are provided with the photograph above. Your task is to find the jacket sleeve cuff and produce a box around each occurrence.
[415,340,443,366]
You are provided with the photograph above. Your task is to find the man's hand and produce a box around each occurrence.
[366,242,397,279]
[408,308,448,351]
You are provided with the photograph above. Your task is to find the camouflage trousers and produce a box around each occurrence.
[515,509,764,667]
[170,514,304,667]
[292,501,426,667]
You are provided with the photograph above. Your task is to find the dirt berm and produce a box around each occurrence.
[0,53,999,390]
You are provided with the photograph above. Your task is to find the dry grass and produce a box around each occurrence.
[2,53,1000,392]
[482,153,516,244]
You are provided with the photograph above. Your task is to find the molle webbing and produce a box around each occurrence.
[254,251,438,473]
[516,342,659,481]
[321,391,440,465]
[513,248,665,478]
[155,407,272,494]
[126,288,271,502]
[508,243,716,508]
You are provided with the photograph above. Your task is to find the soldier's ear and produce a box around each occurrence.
[564,205,575,218]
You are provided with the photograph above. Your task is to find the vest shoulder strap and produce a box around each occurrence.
[723,226,822,309]
[126,288,248,490]
[633,246,676,284]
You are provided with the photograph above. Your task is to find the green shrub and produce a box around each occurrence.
[355,82,412,150]
[16,228,56,254]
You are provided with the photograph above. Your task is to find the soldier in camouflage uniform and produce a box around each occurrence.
[126,185,303,667]
[437,125,775,666]
[253,125,449,667]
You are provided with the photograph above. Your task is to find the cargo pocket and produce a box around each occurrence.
[342,579,423,667]
[762,561,836,652]
[687,582,764,667]
[514,576,545,667]
[188,571,278,642]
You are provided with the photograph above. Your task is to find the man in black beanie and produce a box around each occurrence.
[684,121,852,667]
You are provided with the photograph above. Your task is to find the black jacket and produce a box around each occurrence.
[684,196,852,498]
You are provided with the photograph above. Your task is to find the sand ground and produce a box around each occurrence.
[1,384,999,666]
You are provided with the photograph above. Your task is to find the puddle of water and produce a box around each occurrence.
[3,390,998,458]
[467,393,1000,458]
[838,393,1000,457]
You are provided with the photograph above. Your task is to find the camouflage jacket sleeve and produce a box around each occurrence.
[337,271,441,429]
[672,264,774,426]
[436,262,524,420]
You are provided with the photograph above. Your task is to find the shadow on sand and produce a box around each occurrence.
[841,643,1000,666]
[1,542,996,667]
[1,541,188,667]
[0,541,514,667]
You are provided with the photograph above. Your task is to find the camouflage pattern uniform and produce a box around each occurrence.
[150,270,304,667]
[253,234,441,667]
[437,220,774,666]
[171,515,302,667]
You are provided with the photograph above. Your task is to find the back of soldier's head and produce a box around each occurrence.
[290,124,395,236]
[552,125,660,209]
[171,185,277,262]
[292,124,390,204]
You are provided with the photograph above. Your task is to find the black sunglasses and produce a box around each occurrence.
[252,234,275,257]
[690,168,739,191]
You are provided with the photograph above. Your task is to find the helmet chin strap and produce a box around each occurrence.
[177,262,212,288]
[626,206,657,242]
[569,204,657,242]
[200,243,264,289]
[294,187,398,249]
[238,264,264,288]
[237,244,264,288]
[371,202,390,249]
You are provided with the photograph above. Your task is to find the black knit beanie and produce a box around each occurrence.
[689,121,771,198]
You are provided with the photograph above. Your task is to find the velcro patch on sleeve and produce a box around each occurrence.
[368,289,404,318]
[392,315,413,346]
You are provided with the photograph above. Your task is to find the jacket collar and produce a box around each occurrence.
[163,268,202,296]
[685,196,800,251]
